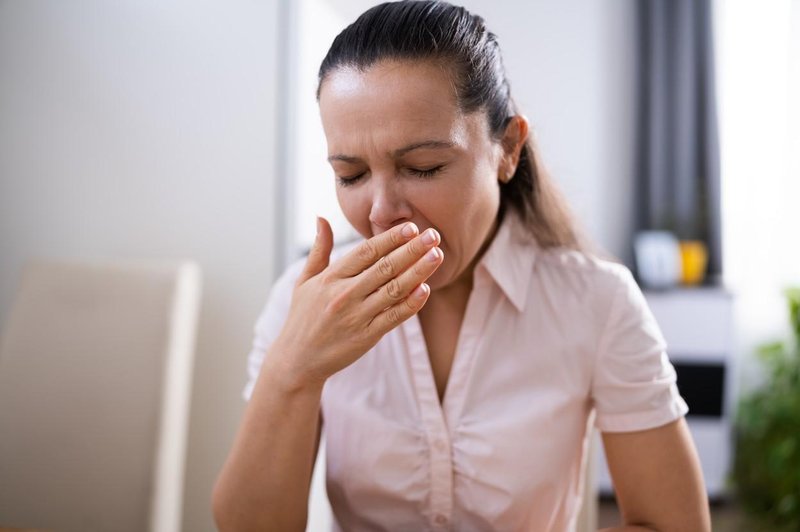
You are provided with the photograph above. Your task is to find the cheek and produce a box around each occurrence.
[432,172,498,222]
[336,187,373,238]
[435,171,500,255]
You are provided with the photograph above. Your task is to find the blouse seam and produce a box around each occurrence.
[595,398,689,433]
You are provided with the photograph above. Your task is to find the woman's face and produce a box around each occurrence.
[318,60,508,291]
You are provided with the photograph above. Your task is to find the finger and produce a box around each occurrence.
[367,282,430,334]
[363,245,443,313]
[297,216,334,285]
[331,221,419,278]
[352,227,441,298]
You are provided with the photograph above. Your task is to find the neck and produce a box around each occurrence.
[427,211,502,308]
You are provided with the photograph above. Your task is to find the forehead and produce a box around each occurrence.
[318,60,483,153]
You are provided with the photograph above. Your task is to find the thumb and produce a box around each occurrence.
[298,216,333,284]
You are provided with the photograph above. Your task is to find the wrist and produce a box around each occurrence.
[262,341,328,394]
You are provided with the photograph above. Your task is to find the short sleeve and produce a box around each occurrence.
[591,266,689,432]
[242,259,305,401]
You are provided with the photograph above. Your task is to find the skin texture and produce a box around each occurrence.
[319,60,525,294]
[600,418,711,532]
[213,58,711,531]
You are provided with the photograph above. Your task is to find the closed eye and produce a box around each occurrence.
[336,173,366,187]
[408,165,444,178]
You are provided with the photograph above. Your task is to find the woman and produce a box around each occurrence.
[213,2,711,531]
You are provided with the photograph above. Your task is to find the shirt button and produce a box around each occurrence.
[433,440,447,452]
[434,514,448,525]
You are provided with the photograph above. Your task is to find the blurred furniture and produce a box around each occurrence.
[576,432,598,532]
[0,259,202,532]
[597,286,735,499]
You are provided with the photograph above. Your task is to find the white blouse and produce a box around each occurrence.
[244,210,688,531]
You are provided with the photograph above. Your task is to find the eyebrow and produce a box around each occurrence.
[327,140,455,163]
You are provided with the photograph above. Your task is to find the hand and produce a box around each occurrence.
[271,216,443,386]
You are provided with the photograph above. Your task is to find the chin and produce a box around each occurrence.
[425,262,459,292]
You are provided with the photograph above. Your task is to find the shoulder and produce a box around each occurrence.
[535,248,666,360]
[533,245,635,300]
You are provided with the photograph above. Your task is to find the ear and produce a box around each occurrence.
[498,115,530,183]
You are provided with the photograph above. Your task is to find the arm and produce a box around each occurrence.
[599,418,711,532]
[212,218,443,531]
[212,359,324,532]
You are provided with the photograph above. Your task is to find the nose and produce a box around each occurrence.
[368,177,414,234]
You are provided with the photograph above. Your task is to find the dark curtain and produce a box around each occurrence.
[635,0,722,278]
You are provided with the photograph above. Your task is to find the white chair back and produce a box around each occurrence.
[0,259,201,532]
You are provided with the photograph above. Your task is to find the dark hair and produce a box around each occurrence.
[318,0,583,250]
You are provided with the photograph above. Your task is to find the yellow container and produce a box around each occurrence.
[679,240,708,285]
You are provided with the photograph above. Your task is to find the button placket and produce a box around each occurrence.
[402,317,454,529]
[428,425,453,525]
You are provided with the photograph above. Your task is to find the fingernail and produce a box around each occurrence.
[426,247,440,262]
[422,228,438,245]
[413,283,429,299]
[316,216,322,237]
[401,222,418,238]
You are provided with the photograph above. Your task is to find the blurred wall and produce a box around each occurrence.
[0,1,280,531]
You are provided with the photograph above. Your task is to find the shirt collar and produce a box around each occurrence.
[477,209,538,312]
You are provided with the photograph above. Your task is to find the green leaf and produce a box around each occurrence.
[733,286,800,530]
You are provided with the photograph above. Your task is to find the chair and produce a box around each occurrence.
[0,259,201,532]
[576,431,599,532]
